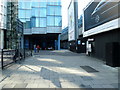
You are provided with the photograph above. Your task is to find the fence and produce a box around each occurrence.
[0,49,32,69]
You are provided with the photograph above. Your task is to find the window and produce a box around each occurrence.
[36,18,39,27]
[40,18,46,27]
[19,1,26,9]
[47,2,54,5]
[31,17,36,27]
[40,2,47,7]
[26,21,31,29]
[54,0,61,5]
[47,6,54,15]
[19,9,25,18]
[32,2,39,7]
[25,10,31,18]
[25,2,32,9]
[55,16,62,26]
[34,8,40,17]
[40,8,46,17]
[47,16,54,26]
[54,6,61,15]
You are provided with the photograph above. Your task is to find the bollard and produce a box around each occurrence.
[1,49,4,69]
[31,49,32,56]
[24,48,25,59]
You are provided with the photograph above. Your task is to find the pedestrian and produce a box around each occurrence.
[34,44,36,53]
[36,45,40,53]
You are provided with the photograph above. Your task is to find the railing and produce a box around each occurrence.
[0,49,32,69]
[0,49,16,69]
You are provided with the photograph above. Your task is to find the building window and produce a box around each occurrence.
[47,16,54,26]
[54,6,61,15]
[36,18,39,27]
[32,2,39,7]
[19,9,25,18]
[55,16,62,26]
[32,8,40,17]
[25,10,31,18]
[47,6,54,15]
[40,2,47,7]
[40,8,46,17]
[40,18,46,27]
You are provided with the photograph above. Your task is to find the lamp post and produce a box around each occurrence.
[18,33,21,60]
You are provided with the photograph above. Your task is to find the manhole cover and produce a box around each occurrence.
[80,66,99,73]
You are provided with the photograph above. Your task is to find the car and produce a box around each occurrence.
[91,0,120,23]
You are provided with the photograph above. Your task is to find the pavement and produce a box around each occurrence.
[0,50,119,89]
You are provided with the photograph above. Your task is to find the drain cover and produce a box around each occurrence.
[80,66,99,73]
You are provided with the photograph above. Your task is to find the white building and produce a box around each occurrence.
[0,0,7,49]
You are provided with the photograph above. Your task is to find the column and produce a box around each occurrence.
[58,34,60,50]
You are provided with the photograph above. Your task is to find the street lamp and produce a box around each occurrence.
[18,33,21,60]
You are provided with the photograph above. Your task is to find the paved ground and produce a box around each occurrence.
[0,50,119,89]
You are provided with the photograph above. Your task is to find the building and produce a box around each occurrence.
[0,0,7,49]
[68,0,86,53]
[61,15,86,52]
[83,0,120,66]
[18,0,62,50]
[3,1,24,50]
[0,0,24,50]
[77,15,86,53]
[68,0,78,52]
[60,27,68,49]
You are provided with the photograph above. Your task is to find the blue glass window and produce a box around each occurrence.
[25,10,31,18]
[47,1,54,5]
[40,2,47,7]
[32,2,39,7]
[47,16,54,26]
[25,2,32,9]
[31,17,36,27]
[55,16,62,26]
[54,0,61,5]
[36,18,39,27]
[47,6,54,15]
[19,9,25,18]
[34,8,40,17]
[40,18,46,27]
[40,8,46,17]
[54,6,61,15]
[26,21,31,28]
[19,0,26,9]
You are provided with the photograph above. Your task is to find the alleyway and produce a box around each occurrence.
[0,50,118,89]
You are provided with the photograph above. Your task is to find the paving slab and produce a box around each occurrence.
[0,50,118,88]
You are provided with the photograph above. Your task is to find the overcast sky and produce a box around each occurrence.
[61,0,91,29]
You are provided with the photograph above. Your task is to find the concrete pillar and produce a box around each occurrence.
[58,34,60,50]
[0,30,4,49]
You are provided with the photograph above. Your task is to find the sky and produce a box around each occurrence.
[61,0,91,29]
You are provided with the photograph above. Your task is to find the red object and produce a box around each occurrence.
[37,45,40,49]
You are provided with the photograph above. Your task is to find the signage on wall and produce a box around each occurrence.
[68,0,75,41]
[83,0,120,37]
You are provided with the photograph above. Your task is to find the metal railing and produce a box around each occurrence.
[0,49,32,69]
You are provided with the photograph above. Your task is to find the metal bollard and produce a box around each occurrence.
[1,49,4,69]
[31,49,32,56]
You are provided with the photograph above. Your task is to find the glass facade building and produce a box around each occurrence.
[19,1,62,29]
[18,0,62,50]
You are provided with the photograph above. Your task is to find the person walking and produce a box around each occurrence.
[36,45,40,53]
[34,44,36,53]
